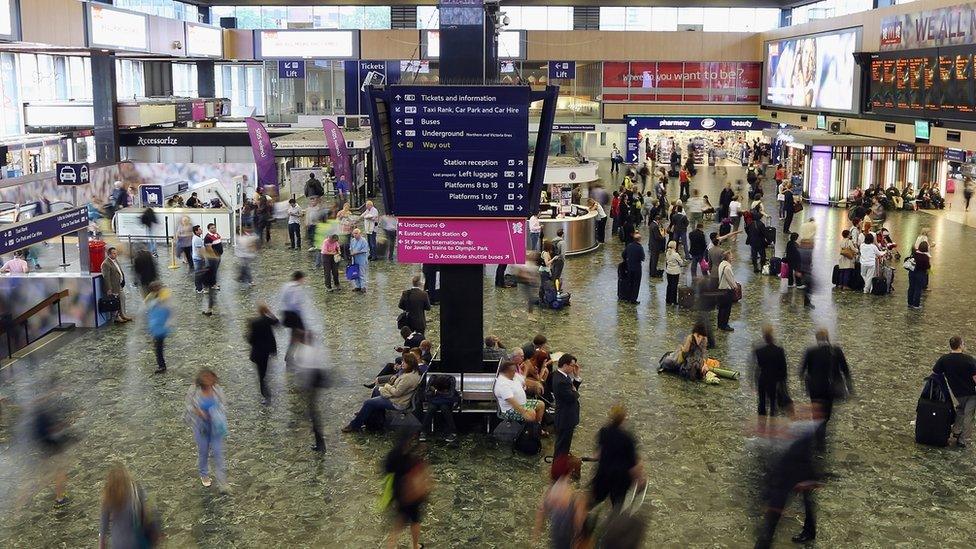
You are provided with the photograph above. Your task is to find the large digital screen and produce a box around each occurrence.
[185,23,223,58]
[87,4,149,52]
[423,30,523,60]
[256,30,358,59]
[763,27,862,113]
[868,45,976,121]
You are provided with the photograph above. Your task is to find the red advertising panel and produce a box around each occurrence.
[602,62,630,101]
[655,62,684,101]
[629,62,657,101]
[736,62,761,102]
[602,61,761,103]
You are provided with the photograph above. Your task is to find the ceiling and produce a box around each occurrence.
[191,1,799,9]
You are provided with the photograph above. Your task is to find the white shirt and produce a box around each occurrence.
[686,197,704,214]
[362,206,379,233]
[529,216,542,234]
[494,374,527,413]
[729,201,742,217]
[859,243,885,267]
[191,234,205,260]
[593,202,607,219]
[287,205,302,225]
[279,281,307,315]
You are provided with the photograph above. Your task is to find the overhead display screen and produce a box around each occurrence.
[868,45,976,121]
[763,27,862,113]
[87,4,149,52]
[185,23,223,58]
[256,30,358,59]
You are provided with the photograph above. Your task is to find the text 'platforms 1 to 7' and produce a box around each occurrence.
[390,85,530,217]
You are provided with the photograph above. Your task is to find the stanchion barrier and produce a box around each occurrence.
[166,216,179,270]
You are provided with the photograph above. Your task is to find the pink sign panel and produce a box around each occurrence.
[192,101,206,121]
[397,218,527,265]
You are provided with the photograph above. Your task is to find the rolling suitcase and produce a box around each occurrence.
[764,225,776,248]
[617,262,628,300]
[849,262,865,291]
[677,286,694,308]
[871,275,888,295]
[915,399,955,447]
[832,264,840,285]
[768,257,782,277]
[880,265,895,293]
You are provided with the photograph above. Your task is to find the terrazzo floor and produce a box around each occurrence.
[1,164,975,548]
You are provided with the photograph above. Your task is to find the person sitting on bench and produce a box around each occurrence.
[494,359,546,425]
[396,326,424,353]
[343,354,421,433]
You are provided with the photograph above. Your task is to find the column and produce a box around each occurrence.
[90,52,119,164]
[197,61,215,98]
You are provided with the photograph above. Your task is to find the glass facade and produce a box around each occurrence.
[116,59,146,100]
[600,7,780,31]
[172,63,198,97]
[790,0,873,25]
[113,0,199,22]
[215,64,265,116]
[210,6,392,29]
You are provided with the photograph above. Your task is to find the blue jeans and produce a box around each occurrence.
[907,269,927,307]
[353,260,368,289]
[529,232,540,251]
[367,232,377,258]
[673,232,689,258]
[193,259,206,291]
[193,425,226,482]
[348,396,398,429]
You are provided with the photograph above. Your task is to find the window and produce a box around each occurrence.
[0,53,21,137]
[215,64,264,116]
[417,6,439,29]
[651,8,678,31]
[116,59,145,100]
[677,7,704,28]
[172,63,198,97]
[68,57,92,100]
[791,0,873,25]
[262,6,288,29]
[703,8,730,32]
[599,7,625,31]
[501,6,574,30]
[600,7,653,31]
[212,5,390,29]
[113,0,198,22]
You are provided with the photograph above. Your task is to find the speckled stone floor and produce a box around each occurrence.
[2,165,975,548]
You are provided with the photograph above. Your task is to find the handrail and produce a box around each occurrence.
[0,289,69,337]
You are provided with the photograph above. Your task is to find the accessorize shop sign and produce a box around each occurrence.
[396,218,526,265]
[808,146,832,206]
[256,30,358,59]
[602,61,760,103]
[881,2,976,51]
[87,4,149,52]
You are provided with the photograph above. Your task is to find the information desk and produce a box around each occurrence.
[537,203,598,255]
[114,208,235,245]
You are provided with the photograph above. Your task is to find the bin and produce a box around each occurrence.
[89,240,106,273]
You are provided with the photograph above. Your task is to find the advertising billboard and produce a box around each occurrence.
[762,27,862,113]
[868,45,976,121]
[87,4,149,52]
[255,30,358,59]
[880,2,976,51]
[602,61,760,103]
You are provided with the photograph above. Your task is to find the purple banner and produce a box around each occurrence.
[245,117,278,193]
[321,119,352,187]
[808,146,832,206]
[397,217,526,264]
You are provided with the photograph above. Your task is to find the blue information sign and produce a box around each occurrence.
[0,207,89,255]
[56,162,90,185]
[278,60,305,79]
[548,61,575,80]
[139,184,163,206]
[390,85,530,217]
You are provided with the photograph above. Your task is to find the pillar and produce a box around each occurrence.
[197,61,215,98]
[90,52,119,163]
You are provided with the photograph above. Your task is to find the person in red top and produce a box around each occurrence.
[610,191,621,237]
[775,164,787,185]
[203,223,224,291]
[678,166,691,202]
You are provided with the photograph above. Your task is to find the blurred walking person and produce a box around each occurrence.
[184,369,228,489]
[591,405,644,509]
[145,282,171,374]
[533,455,586,548]
[99,464,161,548]
[799,329,853,449]
[753,325,792,431]
[279,271,310,366]
[382,431,431,549]
[247,303,278,404]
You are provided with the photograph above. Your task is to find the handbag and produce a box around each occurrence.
[396,311,410,329]
[779,262,790,278]
[733,282,743,302]
[699,258,710,274]
[793,200,804,213]
[903,256,916,272]
[98,295,121,313]
[840,247,857,260]
[345,264,360,281]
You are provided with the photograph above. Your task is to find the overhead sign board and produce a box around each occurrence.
[881,3,976,51]
[86,4,149,52]
[0,207,89,255]
[139,184,163,207]
[397,217,526,265]
[55,163,90,186]
[548,61,576,80]
[185,22,223,58]
[278,60,305,79]
[256,30,358,60]
[390,85,530,217]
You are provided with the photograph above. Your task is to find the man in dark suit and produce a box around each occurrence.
[783,185,796,234]
[623,231,645,304]
[398,275,431,333]
[647,218,666,277]
[552,353,581,457]
[799,328,852,448]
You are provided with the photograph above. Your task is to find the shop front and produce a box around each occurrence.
[625,115,772,167]
[764,129,947,205]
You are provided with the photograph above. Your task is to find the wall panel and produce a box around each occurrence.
[20,0,86,48]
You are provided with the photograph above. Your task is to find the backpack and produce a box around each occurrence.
[512,421,542,455]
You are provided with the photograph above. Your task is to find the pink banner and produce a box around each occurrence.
[396,218,527,265]
[321,119,351,186]
[245,117,278,193]
[191,100,206,121]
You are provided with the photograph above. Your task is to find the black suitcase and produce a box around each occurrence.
[832,264,840,285]
[768,257,782,277]
[617,262,628,300]
[677,286,694,308]
[915,399,955,447]
[764,226,776,247]
[849,262,865,291]
[871,276,888,296]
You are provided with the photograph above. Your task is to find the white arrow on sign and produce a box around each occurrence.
[631,154,638,162]
[395,119,402,125]
[395,95,401,100]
